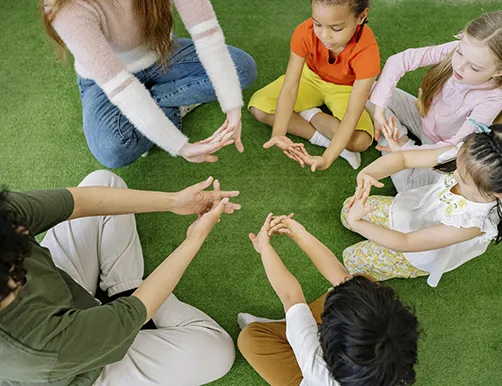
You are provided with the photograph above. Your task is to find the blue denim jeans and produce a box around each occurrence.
[77,38,257,168]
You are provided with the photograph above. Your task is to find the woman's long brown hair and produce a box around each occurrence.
[416,11,502,118]
[40,0,174,62]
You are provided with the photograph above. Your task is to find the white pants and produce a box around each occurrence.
[367,88,439,192]
[41,170,235,386]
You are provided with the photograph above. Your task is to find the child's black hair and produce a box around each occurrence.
[312,0,370,42]
[0,190,30,302]
[319,275,419,386]
[434,124,502,244]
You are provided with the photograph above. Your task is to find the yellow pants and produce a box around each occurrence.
[248,65,374,139]
[340,196,428,281]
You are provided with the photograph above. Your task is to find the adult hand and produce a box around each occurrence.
[179,120,235,163]
[347,190,376,227]
[186,197,232,239]
[348,173,384,207]
[172,177,240,216]
[248,213,274,254]
[226,107,244,153]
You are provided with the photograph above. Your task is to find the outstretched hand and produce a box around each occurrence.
[186,196,233,239]
[348,173,384,208]
[285,146,327,172]
[226,107,244,153]
[249,213,274,254]
[179,120,235,163]
[172,177,240,216]
[264,136,305,152]
[347,190,376,226]
[375,116,404,153]
[268,213,305,238]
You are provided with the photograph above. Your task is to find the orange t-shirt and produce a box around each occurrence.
[290,18,380,86]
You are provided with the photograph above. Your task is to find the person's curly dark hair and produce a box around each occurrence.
[0,190,30,302]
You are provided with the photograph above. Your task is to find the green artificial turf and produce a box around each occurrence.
[1,0,502,385]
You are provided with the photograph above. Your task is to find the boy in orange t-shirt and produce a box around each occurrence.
[249,0,380,170]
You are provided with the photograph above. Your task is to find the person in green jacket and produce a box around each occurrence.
[0,170,240,386]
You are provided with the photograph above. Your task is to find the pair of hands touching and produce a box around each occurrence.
[264,136,328,172]
[172,176,240,238]
[178,107,243,163]
[346,172,385,226]
[249,213,304,253]
[373,107,411,153]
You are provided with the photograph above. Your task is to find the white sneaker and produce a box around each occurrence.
[179,103,202,118]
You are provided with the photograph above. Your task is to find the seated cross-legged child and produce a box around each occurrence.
[249,0,380,171]
[238,213,419,386]
[341,124,502,287]
[367,11,502,192]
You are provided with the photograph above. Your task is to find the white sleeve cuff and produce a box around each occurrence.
[192,27,243,112]
[106,75,188,156]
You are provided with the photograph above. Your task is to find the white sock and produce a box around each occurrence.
[310,131,361,169]
[340,149,361,170]
[299,107,322,122]
[309,130,331,148]
[237,313,285,330]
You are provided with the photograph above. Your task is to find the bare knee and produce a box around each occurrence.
[347,131,372,152]
[250,107,274,125]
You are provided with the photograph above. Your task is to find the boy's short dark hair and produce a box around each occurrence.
[319,275,419,386]
[0,190,30,302]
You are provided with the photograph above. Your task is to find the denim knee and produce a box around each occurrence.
[229,47,257,91]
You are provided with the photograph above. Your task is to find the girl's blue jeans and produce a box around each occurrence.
[77,38,257,168]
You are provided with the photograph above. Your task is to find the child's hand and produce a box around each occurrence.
[376,117,405,153]
[268,213,305,238]
[263,136,305,153]
[249,213,274,254]
[186,197,231,239]
[286,147,328,172]
[349,173,384,207]
[347,191,376,226]
[373,106,389,141]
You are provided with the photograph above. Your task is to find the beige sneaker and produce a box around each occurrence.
[179,103,202,118]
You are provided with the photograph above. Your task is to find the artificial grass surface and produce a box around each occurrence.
[1,0,502,384]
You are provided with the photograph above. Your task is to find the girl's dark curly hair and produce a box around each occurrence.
[434,124,502,244]
[0,190,30,302]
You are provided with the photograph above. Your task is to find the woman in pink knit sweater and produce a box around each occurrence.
[367,11,502,192]
[41,0,256,168]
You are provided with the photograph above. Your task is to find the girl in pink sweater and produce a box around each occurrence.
[41,0,256,168]
[367,11,502,192]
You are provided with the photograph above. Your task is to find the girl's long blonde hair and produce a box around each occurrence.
[416,11,502,118]
[40,0,175,62]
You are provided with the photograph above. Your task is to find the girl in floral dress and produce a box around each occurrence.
[341,123,502,287]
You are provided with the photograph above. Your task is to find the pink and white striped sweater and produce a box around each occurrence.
[47,0,243,156]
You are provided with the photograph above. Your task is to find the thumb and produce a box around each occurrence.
[235,137,244,153]
[195,176,213,191]
[373,179,385,188]
[263,139,275,149]
[375,128,381,141]
[248,233,256,241]
[311,164,316,173]
[376,145,389,153]
[203,155,219,163]
[213,197,229,215]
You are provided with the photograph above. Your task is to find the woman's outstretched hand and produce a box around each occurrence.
[178,120,235,163]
